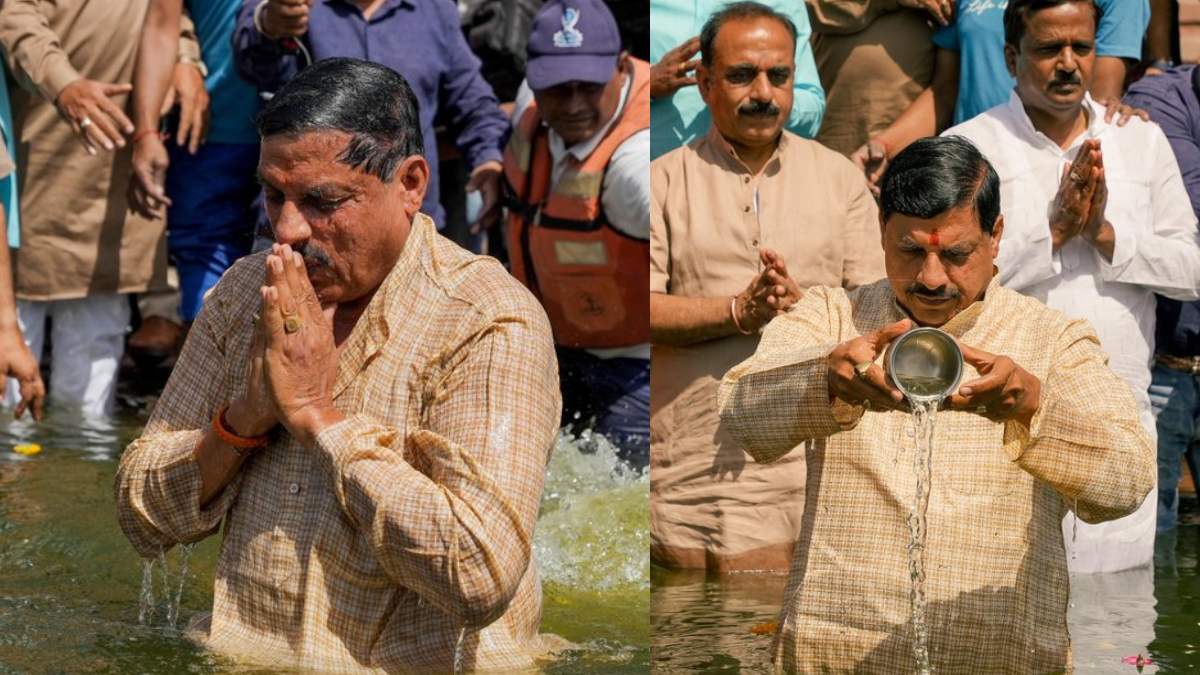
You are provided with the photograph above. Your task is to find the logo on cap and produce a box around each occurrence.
[553,7,584,48]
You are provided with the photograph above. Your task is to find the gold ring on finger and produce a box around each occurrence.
[863,399,873,411]
[283,314,302,334]
[974,405,988,414]
[853,361,872,379]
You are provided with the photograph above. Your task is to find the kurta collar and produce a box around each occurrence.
[1003,89,1107,151]
[704,124,788,176]
[888,272,1003,339]
[331,212,435,399]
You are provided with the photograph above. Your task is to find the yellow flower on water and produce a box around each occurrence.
[13,443,41,456]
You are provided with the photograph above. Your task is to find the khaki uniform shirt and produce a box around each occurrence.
[0,0,169,300]
[717,278,1155,673]
[649,128,885,571]
[115,215,562,672]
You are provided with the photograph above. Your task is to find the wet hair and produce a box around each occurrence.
[879,136,1000,235]
[256,58,424,182]
[699,1,797,68]
[1003,0,1101,48]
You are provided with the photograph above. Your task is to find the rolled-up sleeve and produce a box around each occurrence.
[718,286,854,461]
[114,286,242,559]
[313,293,560,627]
[1005,318,1155,523]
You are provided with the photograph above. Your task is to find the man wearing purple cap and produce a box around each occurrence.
[503,0,651,463]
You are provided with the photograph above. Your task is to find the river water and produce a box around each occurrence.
[652,517,1200,673]
[0,408,649,673]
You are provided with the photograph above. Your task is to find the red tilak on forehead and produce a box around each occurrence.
[929,229,940,247]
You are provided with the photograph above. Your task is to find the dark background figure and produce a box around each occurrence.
[233,0,511,238]
[503,0,651,463]
[1124,64,1200,532]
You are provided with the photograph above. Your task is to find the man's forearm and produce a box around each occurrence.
[133,0,182,133]
[1090,56,1128,102]
[650,292,743,346]
[194,401,267,507]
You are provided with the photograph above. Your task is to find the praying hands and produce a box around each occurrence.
[243,243,343,447]
[1049,139,1116,260]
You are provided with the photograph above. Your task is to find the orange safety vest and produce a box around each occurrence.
[502,57,650,349]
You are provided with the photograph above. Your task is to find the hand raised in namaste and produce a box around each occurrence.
[259,243,341,446]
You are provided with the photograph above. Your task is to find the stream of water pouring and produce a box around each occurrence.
[905,397,940,675]
[137,544,194,629]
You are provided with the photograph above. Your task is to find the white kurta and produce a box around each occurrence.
[946,91,1200,573]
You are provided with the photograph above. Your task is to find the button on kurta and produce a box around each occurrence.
[288,483,300,495]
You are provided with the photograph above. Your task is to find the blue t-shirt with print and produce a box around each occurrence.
[187,0,260,144]
[933,0,1149,125]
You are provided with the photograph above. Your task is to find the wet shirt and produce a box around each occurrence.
[115,214,562,672]
[232,0,509,227]
[1124,65,1200,358]
[932,0,1148,125]
[717,278,1155,673]
[649,0,825,159]
[649,128,884,569]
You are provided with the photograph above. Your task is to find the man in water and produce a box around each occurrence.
[944,0,1200,573]
[718,135,1153,672]
[115,58,561,672]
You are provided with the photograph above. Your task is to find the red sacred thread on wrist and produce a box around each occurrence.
[212,404,270,453]
[132,128,164,144]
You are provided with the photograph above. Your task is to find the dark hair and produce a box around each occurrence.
[879,136,1000,235]
[699,1,797,68]
[1003,0,1101,48]
[256,58,424,182]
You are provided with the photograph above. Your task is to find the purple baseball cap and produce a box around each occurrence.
[526,0,621,91]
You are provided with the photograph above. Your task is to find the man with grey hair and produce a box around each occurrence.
[115,57,561,672]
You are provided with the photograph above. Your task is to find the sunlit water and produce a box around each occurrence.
[905,398,938,675]
[653,504,1200,673]
[0,407,649,673]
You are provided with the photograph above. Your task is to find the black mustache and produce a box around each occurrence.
[295,242,334,269]
[1050,75,1082,87]
[906,283,960,300]
[737,100,780,117]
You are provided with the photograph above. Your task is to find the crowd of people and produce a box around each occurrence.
[651,0,1199,670]
[0,0,649,671]
[0,0,652,463]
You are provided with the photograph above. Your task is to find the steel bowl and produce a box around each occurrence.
[886,327,963,402]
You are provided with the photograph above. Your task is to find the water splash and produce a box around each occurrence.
[533,429,648,592]
[138,558,155,625]
[905,398,939,675]
[137,544,194,629]
[453,626,467,674]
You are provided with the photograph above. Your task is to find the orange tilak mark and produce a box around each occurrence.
[929,230,940,247]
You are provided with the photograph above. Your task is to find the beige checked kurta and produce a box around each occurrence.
[115,214,562,673]
[717,277,1155,673]
[650,127,884,571]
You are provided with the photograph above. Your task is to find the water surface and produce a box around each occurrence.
[0,409,649,673]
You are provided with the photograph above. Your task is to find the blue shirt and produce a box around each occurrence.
[649,0,824,160]
[234,0,509,227]
[932,0,1149,125]
[188,0,260,144]
[0,62,18,248]
[1125,66,1200,357]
